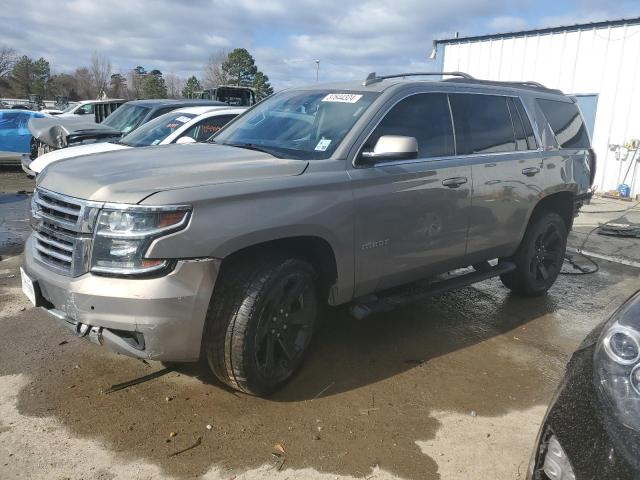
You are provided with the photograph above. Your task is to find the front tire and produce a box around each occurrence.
[500,212,568,296]
[203,254,318,396]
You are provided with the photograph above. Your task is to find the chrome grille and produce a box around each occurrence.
[30,188,102,276]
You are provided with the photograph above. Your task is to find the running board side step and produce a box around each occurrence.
[349,261,516,320]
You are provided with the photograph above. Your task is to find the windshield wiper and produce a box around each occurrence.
[226,142,282,158]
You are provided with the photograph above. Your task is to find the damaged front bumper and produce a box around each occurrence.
[24,237,220,362]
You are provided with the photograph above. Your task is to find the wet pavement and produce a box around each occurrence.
[0,169,639,480]
[0,168,34,258]
[0,194,31,258]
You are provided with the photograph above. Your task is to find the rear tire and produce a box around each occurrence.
[202,254,318,396]
[500,211,568,296]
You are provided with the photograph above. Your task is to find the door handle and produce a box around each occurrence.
[442,176,468,188]
[522,167,540,177]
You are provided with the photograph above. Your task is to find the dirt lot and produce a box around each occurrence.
[1,167,639,480]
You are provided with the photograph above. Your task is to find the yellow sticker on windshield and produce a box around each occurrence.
[322,93,363,103]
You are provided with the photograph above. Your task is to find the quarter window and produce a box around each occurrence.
[365,93,455,159]
[507,97,527,151]
[537,99,590,149]
[450,94,516,154]
[514,98,537,149]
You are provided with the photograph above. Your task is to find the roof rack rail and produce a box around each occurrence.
[442,77,563,94]
[362,71,474,86]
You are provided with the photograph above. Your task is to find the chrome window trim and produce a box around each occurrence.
[352,89,539,168]
[371,149,529,168]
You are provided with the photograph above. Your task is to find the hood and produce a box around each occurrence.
[37,143,309,203]
[30,141,129,174]
[29,117,121,148]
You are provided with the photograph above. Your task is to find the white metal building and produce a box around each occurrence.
[432,17,640,197]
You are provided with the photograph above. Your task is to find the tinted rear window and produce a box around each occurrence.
[537,99,590,149]
[449,94,516,154]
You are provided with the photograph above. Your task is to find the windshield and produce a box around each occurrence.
[213,90,379,159]
[119,111,197,147]
[61,103,78,113]
[102,104,151,133]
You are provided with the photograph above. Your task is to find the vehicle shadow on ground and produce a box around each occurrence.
[176,283,562,404]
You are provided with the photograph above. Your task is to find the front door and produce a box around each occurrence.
[349,92,471,297]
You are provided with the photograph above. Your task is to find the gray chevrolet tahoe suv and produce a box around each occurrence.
[21,72,595,396]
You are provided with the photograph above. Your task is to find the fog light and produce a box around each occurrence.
[542,435,576,480]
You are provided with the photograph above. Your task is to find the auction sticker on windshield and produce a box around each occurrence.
[315,138,332,151]
[322,93,363,103]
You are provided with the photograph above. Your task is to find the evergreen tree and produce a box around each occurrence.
[181,75,202,98]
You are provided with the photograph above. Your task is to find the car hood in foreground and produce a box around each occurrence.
[28,117,121,148]
[30,142,129,174]
[37,143,309,204]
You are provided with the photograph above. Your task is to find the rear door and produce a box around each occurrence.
[449,93,544,263]
[349,92,471,296]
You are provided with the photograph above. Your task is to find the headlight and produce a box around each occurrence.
[594,291,640,431]
[91,206,191,276]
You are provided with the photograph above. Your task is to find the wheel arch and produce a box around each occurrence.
[530,190,575,230]
[217,235,342,305]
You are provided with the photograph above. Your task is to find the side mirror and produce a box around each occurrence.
[75,109,84,115]
[176,136,196,144]
[360,135,418,164]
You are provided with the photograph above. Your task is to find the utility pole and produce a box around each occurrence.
[314,59,320,81]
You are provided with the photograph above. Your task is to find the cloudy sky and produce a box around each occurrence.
[1,0,639,89]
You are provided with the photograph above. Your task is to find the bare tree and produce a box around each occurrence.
[126,66,148,99]
[73,67,93,99]
[165,73,185,98]
[0,46,16,78]
[90,52,112,99]
[202,49,229,88]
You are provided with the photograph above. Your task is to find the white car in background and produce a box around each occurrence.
[27,106,245,175]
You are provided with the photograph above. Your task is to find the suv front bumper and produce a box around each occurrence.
[23,236,220,362]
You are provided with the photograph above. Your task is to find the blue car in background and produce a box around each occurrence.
[0,110,49,166]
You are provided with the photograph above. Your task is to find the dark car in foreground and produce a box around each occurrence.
[28,99,227,159]
[529,290,640,480]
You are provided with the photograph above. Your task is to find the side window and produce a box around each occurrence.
[514,98,537,149]
[536,99,590,149]
[449,94,516,154]
[365,93,454,159]
[507,98,527,151]
[77,104,94,115]
[181,115,236,142]
[150,107,175,120]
